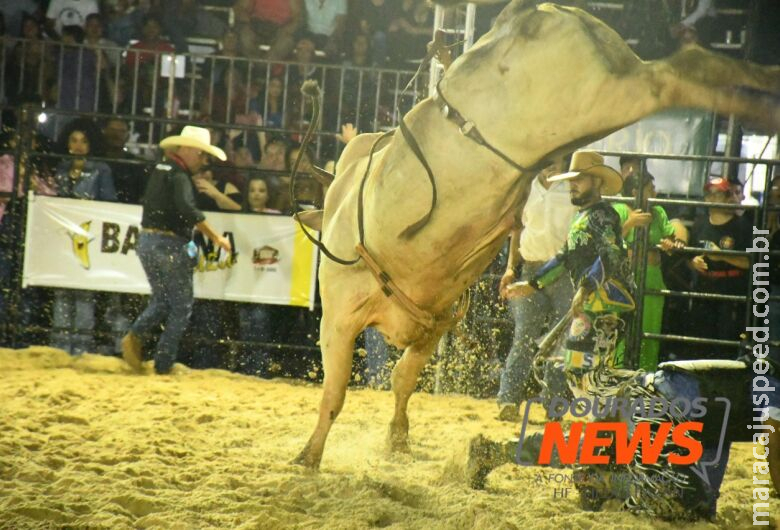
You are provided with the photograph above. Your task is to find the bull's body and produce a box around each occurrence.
[294,0,780,468]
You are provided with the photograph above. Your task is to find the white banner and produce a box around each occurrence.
[22,195,319,309]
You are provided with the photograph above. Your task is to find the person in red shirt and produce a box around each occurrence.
[126,15,174,70]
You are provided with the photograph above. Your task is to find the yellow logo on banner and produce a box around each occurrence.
[67,221,94,270]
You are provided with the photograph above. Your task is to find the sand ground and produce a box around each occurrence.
[0,347,777,530]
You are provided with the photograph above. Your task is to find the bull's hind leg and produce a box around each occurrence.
[388,333,442,453]
[293,315,362,469]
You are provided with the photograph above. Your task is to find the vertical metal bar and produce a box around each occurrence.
[130,49,141,138]
[75,45,84,110]
[166,53,176,121]
[373,71,382,132]
[188,53,196,117]
[37,41,46,100]
[244,59,252,145]
[263,60,270,124]
[207,56,216,116]
[393,71,400,126]
[226,57,235,122]
[56,43,65,135]
[282,64,289,126]
[355,70,363,132]
[628,157,648,369]
[112,49,121,113]
[149,51,161,144]
[335,67,345,132]
[18,40,26,94]
[94,46,102,112]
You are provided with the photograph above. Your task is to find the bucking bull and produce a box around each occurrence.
[291,0,780,472]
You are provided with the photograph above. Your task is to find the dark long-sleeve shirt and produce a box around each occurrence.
[534,201,632,299]
[140,158,205,239]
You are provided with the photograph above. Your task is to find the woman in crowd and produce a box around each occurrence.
[613,166,685,371]
[242,174,281,214]
[237,175,281,376]
[50,119,117,355]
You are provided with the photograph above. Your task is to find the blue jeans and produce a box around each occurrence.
[50,289,96,355]
[498,263,574,405]
[652,369,730,515]
[130,232,195,374]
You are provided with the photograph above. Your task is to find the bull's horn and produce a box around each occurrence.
[311,165,335,187]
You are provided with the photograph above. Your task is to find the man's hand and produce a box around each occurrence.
[691,255,708,272]
[659,237,685,253]
[194,178,219,198]
[571,287,586,314]
[704,242,722,261]
[214,235,232,253]
[498,269,515,298]
[504,281,536,299]
[625,209,652,230]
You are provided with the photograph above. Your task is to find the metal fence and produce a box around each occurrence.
[0,36,429,161]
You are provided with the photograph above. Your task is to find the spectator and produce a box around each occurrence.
[105,0,146,47]
[286,142,322,208]
[613,159,684,371]
[236,22,261,59]
[101,117,148,204]
[262,77,285,129]
[0,0,41,38]
[235,174,281,377]
[354,0,396,65]
[258,136,289,213]
[162,0,227,53]
[4,14,52,106]
[50,119,116,356]
[126,15,174,70]
[191,165,242,212]
[496,157,577,421]
[388,0,432,66]
[55,25,102,116]
[242,175,280,214]
[84,13,120,71]
[234,0,302,60]
[46,0,99,37]
[300,0,347,59]
[688,177,752,359]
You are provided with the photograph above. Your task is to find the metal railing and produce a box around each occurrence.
[600,150,780,368]
[0,36,428,161]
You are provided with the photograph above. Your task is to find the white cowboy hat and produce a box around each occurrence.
[548,150,623,196]
[159,125,226,161]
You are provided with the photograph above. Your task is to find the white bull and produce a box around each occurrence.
[293,0,780,468]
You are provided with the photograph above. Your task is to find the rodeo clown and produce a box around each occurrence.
[505,150,635,376]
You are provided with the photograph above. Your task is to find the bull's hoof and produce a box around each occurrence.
[387,417,411,454]
[387,432,412,454]
[466,435,513,489]
[291,449,321,470]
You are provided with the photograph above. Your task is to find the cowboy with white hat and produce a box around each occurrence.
[505,150,633,378]
[121,126,231,375]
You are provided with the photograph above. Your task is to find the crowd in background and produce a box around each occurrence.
[0,0,779,392]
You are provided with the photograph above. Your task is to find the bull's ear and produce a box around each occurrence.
[297,209,324,231]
